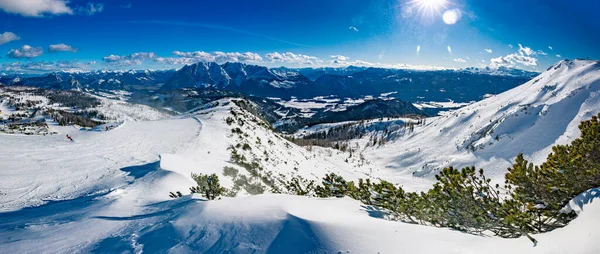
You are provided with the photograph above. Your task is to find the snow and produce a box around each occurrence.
[0,117,200,211]
[93,95,170,121]
[159,99,377,194]
[276,98,335,109]
[2,180,599,253]
[413,100,473,110]
[364,60,600,187]
[1,60,600,253]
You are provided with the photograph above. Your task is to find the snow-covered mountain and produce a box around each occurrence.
[462,65,540,78]
[364,59,600,184]
[159,62,536,101]
[1,62,537,103]
[0,69,175,91]
[162,62,313,94]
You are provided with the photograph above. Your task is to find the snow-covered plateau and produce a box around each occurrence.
[1,60,599,253]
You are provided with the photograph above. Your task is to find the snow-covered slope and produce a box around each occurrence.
[0,117,201,211]
[159,98,384,195]
[364,60,600,186]
[0,97,381,212]
[2,181,599,253]
[92,94,170,121]
[2,60,599,253]
[2,97,599,252]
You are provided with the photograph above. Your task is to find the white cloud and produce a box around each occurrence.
[0,0,73,17]
[265,52,321,65]
[453,58,466,63]
[102,52,157,65]
[518,44,534,56]
[556,54,562,58]
[78,3,104,16]
[490,53,538,67]
[447,46,452,53]
[1,60,95,74]
[167,51,263,64]
[508,44,514,49]
[155,57,198,65]
[328,55,377,67]
[349,26,359,32]
[49,43,78,52]
[7,45,44,58]
[330,55,350,62]
[0,32,19,45]
[517,44,548,56]
[416,45,421,53]
[484,49,493,53]
[490,44,544,68]
[171,51,211,59]
[548,46,553,50]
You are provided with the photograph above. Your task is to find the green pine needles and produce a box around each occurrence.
[190,173,226,200]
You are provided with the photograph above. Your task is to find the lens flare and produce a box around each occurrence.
[442,9,462,25]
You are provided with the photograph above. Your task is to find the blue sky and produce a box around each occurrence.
[0,0,598,73]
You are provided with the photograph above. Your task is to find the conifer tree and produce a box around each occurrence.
[190,173,226,200]
[315,173,348,198]
[285,177,316,196]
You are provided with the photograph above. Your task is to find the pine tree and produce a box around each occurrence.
[190,173,226,200]
[504,154,574,233]
[315,173,348,198]
[427,166,533,240]
[285,177,316,196]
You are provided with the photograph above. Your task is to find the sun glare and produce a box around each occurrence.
[409,0,449,18]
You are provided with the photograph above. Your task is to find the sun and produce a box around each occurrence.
[408,0,449,18]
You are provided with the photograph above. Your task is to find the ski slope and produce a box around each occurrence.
[0,117,201,211]
[364,60,600,186]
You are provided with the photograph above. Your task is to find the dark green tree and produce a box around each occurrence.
[315,173,348,198]
[190,173,226,200]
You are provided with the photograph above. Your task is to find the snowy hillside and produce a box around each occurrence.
[2,95,599,252]
[159,98,386,195]
[0,98,378,212]
[364,60,600,186]
[1,60,599,253]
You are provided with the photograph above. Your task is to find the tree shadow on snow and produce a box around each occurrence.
[359,205,387,219]
[567,188,600,212]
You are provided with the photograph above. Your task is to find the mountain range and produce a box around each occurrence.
[0,62,538,103]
